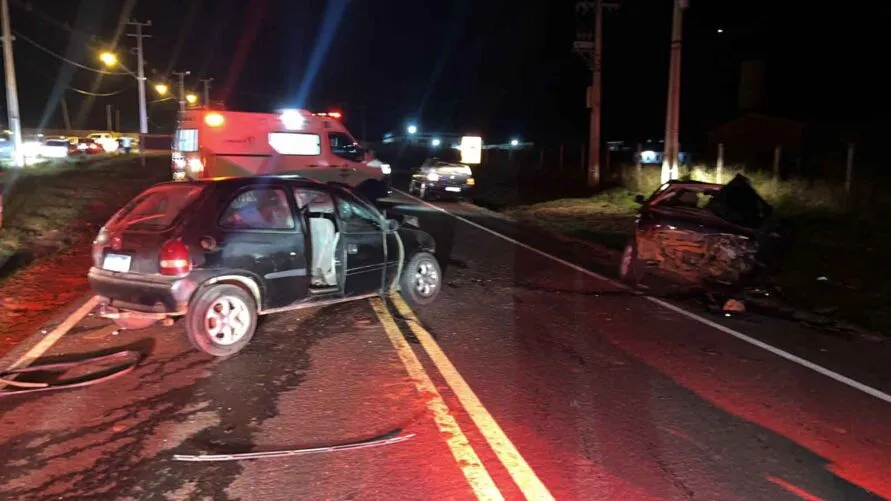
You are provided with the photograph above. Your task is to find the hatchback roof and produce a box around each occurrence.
[155,174,330,190]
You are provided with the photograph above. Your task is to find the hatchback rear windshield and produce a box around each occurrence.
[108,184,205,231]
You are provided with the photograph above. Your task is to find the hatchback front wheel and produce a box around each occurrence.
[400,252,442,306]
[185,284,257,357]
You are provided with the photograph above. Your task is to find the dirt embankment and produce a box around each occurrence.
[0,156,170,354]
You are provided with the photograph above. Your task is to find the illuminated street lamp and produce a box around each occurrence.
[154,83,169,95]
[185,93,198,105]
[431,138,441,147]
[406,124,418,135]
[510,138,520,147]
[99,52,118,67]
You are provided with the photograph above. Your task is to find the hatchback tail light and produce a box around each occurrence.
[159,240,191,275]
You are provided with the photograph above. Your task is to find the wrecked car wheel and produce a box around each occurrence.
[619,240,645,285]
[185,284,257,357]
[400,252,442,306]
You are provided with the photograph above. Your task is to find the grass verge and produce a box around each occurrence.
[0,154,170,353]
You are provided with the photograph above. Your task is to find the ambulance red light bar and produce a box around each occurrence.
[314,111,343,119]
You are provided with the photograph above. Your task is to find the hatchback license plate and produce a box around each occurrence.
[103,253,131,272]
[445,187,461,192]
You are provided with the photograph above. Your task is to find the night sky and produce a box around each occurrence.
[2,0,887,144]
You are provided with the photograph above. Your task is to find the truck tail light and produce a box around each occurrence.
[159,240,191,276]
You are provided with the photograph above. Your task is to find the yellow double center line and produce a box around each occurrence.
[371,295,554,501]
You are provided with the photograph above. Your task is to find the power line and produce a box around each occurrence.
[17,56,135,96]
[10,0,109,45]
[12,30,128,75]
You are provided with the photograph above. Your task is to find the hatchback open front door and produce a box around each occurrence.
[332,191,386,296]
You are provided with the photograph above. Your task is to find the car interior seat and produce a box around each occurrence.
[309,217,339,287]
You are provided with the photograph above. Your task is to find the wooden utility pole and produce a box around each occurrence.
[199,77,213,108]
[1,0,23,166]
[172,70,191,112]
[660,0,688,184]
[125,20,151,134]
[106,104,113,130]
[60,96,71,130]
[574,1,619,188]
[716,142,724,184]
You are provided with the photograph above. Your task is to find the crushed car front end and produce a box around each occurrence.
[630,175,786,287]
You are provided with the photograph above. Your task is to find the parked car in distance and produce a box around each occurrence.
[88,175,442,356]
[71,138,103,155]
[408,150,476,200]
[620,174,788,287]
[40,137,70,159]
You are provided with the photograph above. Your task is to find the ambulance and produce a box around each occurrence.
[171,108,391,199]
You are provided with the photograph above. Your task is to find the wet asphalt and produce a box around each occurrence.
[1,192,890,500]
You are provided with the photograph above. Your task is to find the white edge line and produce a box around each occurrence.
[2,295,101,380]
[394,188,891,406]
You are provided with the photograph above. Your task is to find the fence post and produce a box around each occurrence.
[773,144,782,181]
[716,142,724,184]
[845,142,854,196]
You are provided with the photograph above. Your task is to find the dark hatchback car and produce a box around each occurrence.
[88,176,442,356]
[407,152,476,200]
[620,174,788,287]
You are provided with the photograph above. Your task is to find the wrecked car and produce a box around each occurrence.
[88,176,442,357]
[619,174,787,287]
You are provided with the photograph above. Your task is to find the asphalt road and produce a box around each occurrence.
[1,190,890,500]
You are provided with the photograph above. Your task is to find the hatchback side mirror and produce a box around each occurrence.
[634,194,646,204]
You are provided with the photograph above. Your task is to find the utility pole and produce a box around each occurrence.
[173,70,190,113]
[1,0,23,167]
[199,78,213,109]
[574,1,619,188]
[105,104,112,130]
[126,19,151,134]
[660,0,688,184]
[60,96,71,130]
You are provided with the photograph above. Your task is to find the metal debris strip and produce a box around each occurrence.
[173,432,416,462]
[0,350,141,397]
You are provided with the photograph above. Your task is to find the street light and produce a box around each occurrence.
[185,93,198,105]
[99,52,118,67]
[154,83,169,95]
[406,124,418,135]
[510,138,520,147]
[431,138,441,147]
